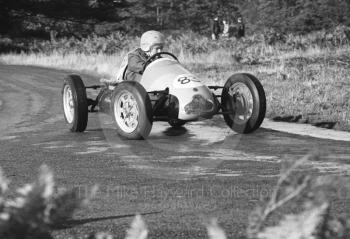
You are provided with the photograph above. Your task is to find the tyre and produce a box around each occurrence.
[111,81,153,139]
[62,75,88,132]
[168,119,186,128]
[221,73,266,134]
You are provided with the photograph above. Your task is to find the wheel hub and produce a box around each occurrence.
[63,85,75,124]
[228,82,254,123]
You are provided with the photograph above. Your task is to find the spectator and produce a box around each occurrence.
[222,19,230,38]
[211,17,221,40]
[237,17,245,39]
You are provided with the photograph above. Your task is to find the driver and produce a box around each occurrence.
[124,30,165,82]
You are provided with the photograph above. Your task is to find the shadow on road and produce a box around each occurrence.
[162,126,188,136]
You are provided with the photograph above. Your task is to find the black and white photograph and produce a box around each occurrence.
[0,0,350,238]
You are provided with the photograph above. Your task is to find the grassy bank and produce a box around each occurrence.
[1,29,350,131]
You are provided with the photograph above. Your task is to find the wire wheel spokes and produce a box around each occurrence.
[114,91,140,133]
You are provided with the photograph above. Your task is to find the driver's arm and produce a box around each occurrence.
[127,51,148,75]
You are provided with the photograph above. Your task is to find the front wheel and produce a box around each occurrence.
[62,75,88,132]
[112,81,153,139]
[221,73,266,134]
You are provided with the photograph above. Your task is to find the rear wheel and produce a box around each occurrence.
[112,81,153,139]
[221,73,266,133]
[62,75,88,132]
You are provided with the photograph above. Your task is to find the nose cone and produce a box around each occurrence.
[181,92,219,120]
[174,85,219,120]
[184,94,214,115]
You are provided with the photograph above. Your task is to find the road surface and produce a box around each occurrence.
[0,65,349,238]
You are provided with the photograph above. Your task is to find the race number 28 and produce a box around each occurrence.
[178,76,199,84]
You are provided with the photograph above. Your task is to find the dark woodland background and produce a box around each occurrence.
[1,0,350,39]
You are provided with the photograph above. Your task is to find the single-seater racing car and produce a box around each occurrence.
[62,52,266,139]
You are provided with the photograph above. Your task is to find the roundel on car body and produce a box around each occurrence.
[173,74,202,89]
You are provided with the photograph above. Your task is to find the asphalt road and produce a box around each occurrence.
[0,65,349,238]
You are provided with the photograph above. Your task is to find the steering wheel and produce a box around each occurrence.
[142,52,178,73]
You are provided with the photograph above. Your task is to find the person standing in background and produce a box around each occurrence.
[211,16,221,40]
[237,17,245,39]
[222,19,230,38]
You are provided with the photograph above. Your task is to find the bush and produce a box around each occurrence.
[0,166,95,239]
[2,25,349,57]
[262,28,287,45]
[247,153,350,239]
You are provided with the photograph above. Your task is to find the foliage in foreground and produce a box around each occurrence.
[0,165,96,239]
[247,153,350,239]
[0,153,349,238]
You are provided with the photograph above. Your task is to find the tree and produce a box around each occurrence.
[1,0,132,36]
[2,0,350,37]
[238,0,350,34]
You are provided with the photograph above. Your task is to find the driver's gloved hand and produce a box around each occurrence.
[149,55,162,62]
[154,55,162,59]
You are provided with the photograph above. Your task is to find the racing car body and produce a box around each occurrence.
[142,57,218,120]
[62,52,266,139]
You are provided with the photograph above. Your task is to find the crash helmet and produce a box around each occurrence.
[140,30,165,52]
